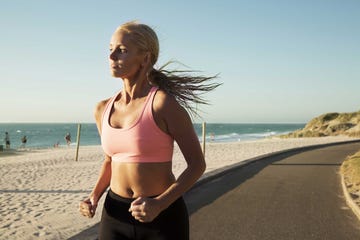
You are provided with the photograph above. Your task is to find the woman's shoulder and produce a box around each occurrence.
[94,98,112,123]
[153,89,180,112]
[153,89,190,122]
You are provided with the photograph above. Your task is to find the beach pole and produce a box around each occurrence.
[202,122,206,157]
[75,124,81,161]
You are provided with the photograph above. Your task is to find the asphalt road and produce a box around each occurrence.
[185,142,360,240]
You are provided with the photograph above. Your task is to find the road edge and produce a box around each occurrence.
[340,171,360,221]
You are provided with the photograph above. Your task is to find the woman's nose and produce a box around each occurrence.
[109,50,117,60]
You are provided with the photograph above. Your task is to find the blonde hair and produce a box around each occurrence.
[117,21,159,65]
[117,21,221,118]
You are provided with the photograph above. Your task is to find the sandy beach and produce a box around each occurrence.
[0,136,358,240]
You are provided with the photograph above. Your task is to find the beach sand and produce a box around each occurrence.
[0,136,358,240]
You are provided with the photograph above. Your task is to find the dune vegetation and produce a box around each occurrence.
[341,150,360,203]
[282,111,360,138]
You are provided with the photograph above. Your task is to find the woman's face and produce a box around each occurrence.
[109,30,146,79]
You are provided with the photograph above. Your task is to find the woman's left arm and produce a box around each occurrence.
[157,94,206,206]
[129,92,206,222]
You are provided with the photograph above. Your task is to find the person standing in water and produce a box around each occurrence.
[21,135,27,148]
[64,133,71,146]
[79,21,220,240]
[4,132,10,149]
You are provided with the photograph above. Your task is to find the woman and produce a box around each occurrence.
[79,21,219,240]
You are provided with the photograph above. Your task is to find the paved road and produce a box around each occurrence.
[185,142,360,240]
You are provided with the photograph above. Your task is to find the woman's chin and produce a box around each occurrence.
[111,71,122,78]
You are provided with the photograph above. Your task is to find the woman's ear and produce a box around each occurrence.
[141,52,151,68]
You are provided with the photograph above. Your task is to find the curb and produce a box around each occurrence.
[340,171,360,221]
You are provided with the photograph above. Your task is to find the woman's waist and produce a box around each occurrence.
[110,153,172,163]
[111,160,173,173]
[107,188,153,204]
[110,179,174,199]
[110,163,175,198]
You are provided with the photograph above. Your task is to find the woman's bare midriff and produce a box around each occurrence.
[110,161,175,198]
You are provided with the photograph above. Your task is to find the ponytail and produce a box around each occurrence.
[149,62,221,118]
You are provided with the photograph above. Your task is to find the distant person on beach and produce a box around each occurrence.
[64,133,71,146]
[210,132,215,142]
[21,135,27,148]
[4,132,10,149]
[79,21,220,239]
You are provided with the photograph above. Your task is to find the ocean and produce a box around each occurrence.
[0,123,305,149]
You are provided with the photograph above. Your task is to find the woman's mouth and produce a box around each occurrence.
[111,65,120,69]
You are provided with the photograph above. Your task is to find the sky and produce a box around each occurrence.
[0,0,359,123]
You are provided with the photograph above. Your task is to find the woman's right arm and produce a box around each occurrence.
[80,155,111,218]
[79,99,112,218]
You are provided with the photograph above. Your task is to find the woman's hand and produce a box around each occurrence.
[129,197,163,222]
[79,197,98,218]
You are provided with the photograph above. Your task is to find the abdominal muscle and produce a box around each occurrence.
[110,161,175,198]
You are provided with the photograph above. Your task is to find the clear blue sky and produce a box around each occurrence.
[1,0,359,123]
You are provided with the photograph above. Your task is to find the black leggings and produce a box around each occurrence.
[99,189,189,240]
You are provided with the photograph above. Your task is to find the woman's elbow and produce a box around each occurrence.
[197,158,206,176]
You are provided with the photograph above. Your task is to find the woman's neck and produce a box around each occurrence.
[121,78,152,104]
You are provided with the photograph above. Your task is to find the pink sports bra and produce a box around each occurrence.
[101,87,174,163]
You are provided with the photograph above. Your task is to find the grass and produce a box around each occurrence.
[280,110,360,138]
[341,150,360,197]
[321,112,340,122]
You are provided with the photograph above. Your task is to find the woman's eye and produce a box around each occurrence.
[109,48,127,53]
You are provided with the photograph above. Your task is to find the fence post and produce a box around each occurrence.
[75,124,81,161]
[202,122,206,157]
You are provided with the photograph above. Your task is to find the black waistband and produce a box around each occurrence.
[108,189,136,204]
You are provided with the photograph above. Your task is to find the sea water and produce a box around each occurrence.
[0,123,99,149]
[194,123,305,143]
[0,123,305,149]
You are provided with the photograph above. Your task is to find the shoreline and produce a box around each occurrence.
[1,136,358,239]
